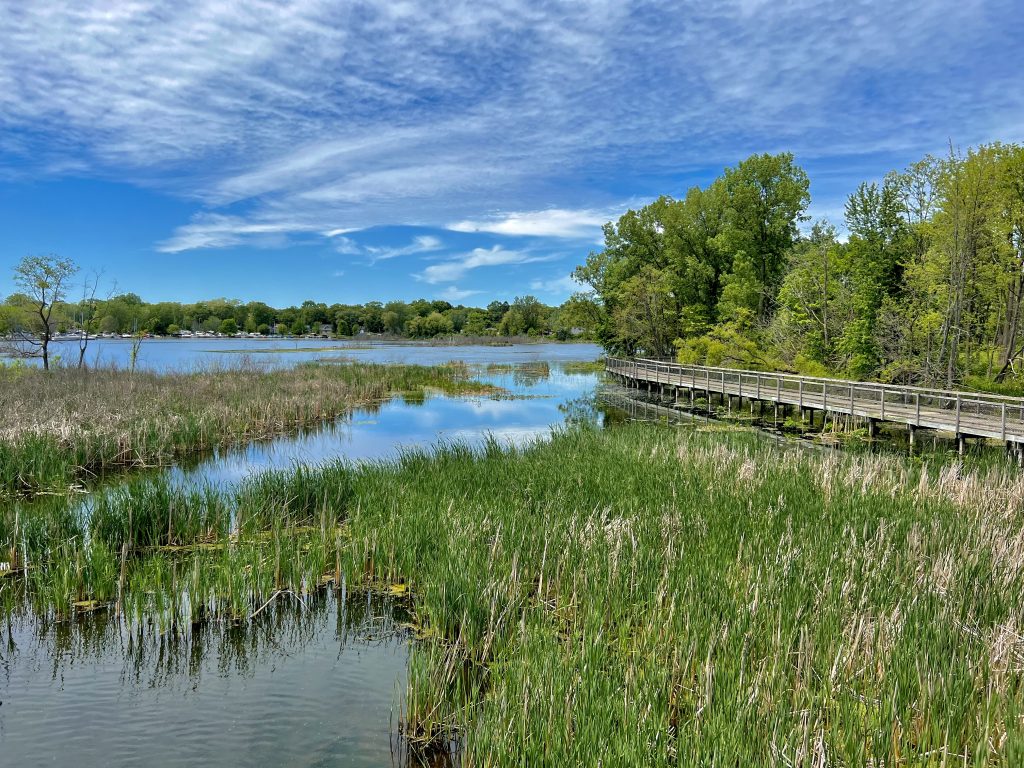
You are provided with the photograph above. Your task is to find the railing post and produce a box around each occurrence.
[798,379,803,411]
[880,388,885,420]
[915,393,919,426]
[849,383,854,414]
[1001,403,1007,441]
[756,374,761,400]
[955,394,961,435]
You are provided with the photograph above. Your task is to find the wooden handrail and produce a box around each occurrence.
[607,358,1024,410]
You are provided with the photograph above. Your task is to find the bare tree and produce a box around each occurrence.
[12,255,78,370]
[75,270,114,369]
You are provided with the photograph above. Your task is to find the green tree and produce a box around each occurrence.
[716,153,810,322]
[11,254,78,370]
[839,178,911,377]
[220,318,238,335]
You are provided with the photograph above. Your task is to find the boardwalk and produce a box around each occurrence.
[606,357,1024,454]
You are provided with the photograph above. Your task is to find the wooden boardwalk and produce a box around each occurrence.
[606,357,1024,453]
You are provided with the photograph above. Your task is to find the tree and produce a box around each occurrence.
[716,153,810,322]
[775,221,850,370]
[220,318,238,336]
[462,310,489,336]
[610,266,685,357]
[11,254,78,370]
[72,269,111,368]
[839,178,911,377]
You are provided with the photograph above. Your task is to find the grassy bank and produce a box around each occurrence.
[4,423,1023,764]
[0,361,494,499]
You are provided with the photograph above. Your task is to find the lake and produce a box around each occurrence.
[16,337,601,372]
[0,341,604,766]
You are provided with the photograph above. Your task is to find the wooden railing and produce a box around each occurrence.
[606,357,1024,443]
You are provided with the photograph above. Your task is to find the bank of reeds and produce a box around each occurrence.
[4,424,1024,763]
[0,361,492,499]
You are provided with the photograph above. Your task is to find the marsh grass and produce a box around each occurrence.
[4,423,1024,763]
[561,358,606,375]
[0,360,494,499]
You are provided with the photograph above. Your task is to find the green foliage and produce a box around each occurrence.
[576,153,809,358]
[9,425,1023,762]
[0,286,576,343]
[578,144,1024,388]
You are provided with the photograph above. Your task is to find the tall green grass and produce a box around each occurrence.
[3,423,1023,763]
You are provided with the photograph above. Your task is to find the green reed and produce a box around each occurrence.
[3,421,1023,764]
[0,360,495,500]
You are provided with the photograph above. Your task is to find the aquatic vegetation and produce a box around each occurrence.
[561,358,606,375]
[5,422,1023,763]
[0,360,496,499]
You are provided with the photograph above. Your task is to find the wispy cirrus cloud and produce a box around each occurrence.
[366,235,444,263]
[448,208,616,239]
[415,246,551,284]
[437,286,482,302]
[2,0,1021,260]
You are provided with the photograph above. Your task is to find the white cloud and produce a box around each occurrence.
[156,214,309,253]
[437,286,481,302]
[416,246,548,284]
[332,236,363,255]
[447,208,614,239]
[366,235,444,263]
[2,0,1020,255]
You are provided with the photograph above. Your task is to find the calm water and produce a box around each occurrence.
[0,592,418,767]
[174,361,602,487]
[25,337,601,371]
[1,342,603,766]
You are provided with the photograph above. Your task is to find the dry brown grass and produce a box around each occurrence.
[0,361,493,497]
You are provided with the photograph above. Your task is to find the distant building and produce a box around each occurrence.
[319,323,334,337]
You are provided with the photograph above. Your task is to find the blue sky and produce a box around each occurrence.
[1,1,1021,307]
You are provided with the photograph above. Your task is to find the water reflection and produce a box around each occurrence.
[0,590,429,767]
[2,353,603,767]
[165,361,602,489]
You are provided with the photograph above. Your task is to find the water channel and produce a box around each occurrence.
[1,341,606,766]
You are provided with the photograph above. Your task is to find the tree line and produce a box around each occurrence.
[574,145,1024,391]
[1,259,600,369]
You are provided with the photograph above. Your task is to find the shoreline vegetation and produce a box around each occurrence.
[575,146,1024,396]
[4,424,1023,763]
[0,289,600,346]
[0,360,497,499]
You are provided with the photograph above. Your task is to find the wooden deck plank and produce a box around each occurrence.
[606,358,1024,445]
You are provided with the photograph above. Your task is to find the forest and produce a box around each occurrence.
[574,144,1024,392]
[0,289,595,343]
